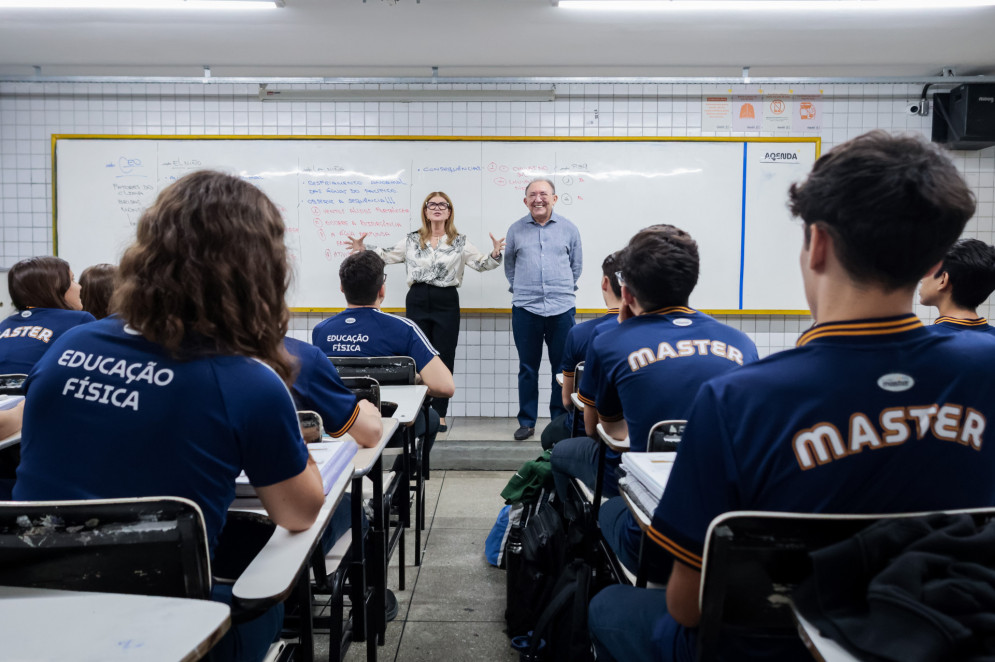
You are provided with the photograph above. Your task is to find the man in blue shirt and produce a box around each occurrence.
[541,251,623,451]
[550,225,757,506]
[504,178,583,441]
[588,132,989,662]
[919,237,995,338]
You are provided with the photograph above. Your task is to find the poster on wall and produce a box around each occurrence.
[792,95,823,132]
[763,96,794,132]
[702,96,733,132]
[732,95,762,132]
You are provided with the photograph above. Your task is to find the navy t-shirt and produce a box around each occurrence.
[929,316,995,339]
[647,316,995,660]
[559,309,619,377]
[311,307,438,369]
[654,314,995,566]
[14,317,309,555]
[284,336,360,437]
[578,306,758,453]
[0,308,95,374]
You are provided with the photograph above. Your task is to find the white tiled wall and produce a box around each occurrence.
[3,81,994,418]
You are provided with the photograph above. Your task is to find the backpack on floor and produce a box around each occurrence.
[504,497,565,639]
[522,558,596,662]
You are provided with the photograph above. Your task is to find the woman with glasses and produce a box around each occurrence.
[347,191,505,430]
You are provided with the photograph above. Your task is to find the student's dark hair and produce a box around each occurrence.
[601,251,622,298]
[340,250,386,306]
[619,225,699,310]
[935,238,995,309]
[111,170,295,384]
[8,256,74,311]
[789,131,976,290]
[79,263,117,320]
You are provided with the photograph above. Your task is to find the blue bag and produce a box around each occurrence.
[485,504,513,567]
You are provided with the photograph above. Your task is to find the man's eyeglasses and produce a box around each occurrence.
[615,270,626,286]
[425,202,451,210]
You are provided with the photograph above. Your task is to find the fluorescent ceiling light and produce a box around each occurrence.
[0,0,281,9]
[557,1,995,9]
[258,88,557,103]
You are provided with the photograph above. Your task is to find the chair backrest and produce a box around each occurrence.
[329,356,416,387]
[647,420,686,453]
[0,496,212,599]
[298,410,324,442]
[697,507,995,661]
[340,376,382,414]
[573,362,584,393]
[0,374,28,396]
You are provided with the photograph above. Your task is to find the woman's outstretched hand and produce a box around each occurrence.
[347,233,369,253]
[489,232,506,259]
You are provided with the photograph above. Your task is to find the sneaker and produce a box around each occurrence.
[385,589,399,622]
[514,426,535,441]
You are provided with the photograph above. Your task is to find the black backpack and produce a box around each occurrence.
[504,499,565,639]
[521,559,596,662]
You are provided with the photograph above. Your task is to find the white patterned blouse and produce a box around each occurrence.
[372,232,502,288]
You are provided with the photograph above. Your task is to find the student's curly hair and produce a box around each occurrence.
[111,170,295,384]
[8,256,74,311]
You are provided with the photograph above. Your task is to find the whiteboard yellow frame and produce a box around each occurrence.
[52,134,821,316]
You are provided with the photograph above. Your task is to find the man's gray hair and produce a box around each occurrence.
[525,178,556,196]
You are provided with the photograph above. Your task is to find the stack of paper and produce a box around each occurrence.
[620,452,676,515]
[236,440,357,497]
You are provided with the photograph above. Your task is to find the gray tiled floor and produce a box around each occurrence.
[333,469,517,662]
[305,416,528,662]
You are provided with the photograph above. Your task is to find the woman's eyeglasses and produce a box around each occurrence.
[425,202,451,210]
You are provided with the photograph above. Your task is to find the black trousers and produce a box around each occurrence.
[405,282,460,418]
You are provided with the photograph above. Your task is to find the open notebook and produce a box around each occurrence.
[236,440,357,497]
[620,452,677,516]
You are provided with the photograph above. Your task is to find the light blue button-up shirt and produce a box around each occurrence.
[504,211,583,316]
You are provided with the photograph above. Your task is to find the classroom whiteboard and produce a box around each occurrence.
[53,136,818,313]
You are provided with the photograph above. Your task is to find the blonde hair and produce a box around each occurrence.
[418,191,458,249]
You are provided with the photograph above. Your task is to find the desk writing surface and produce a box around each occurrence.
[0,585,229,662]
[231,467,350,604]
[0,430,20,451]
[793,606,858,662]
[621,485,653,532]
[352,417,400,477]
[54,136,818,313]
[379,385,428,425]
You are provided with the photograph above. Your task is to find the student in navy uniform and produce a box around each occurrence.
[15,171,327,662]
[550,225,757,505]
[588,131,989,662]
[312,250,455,476]
[541,251,623,451]
[284,336,382,446]
[0,256,94,374]
[919,237,995,337]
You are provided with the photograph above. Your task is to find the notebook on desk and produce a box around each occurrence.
[621,452,677,502]
[236,440,357,497]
